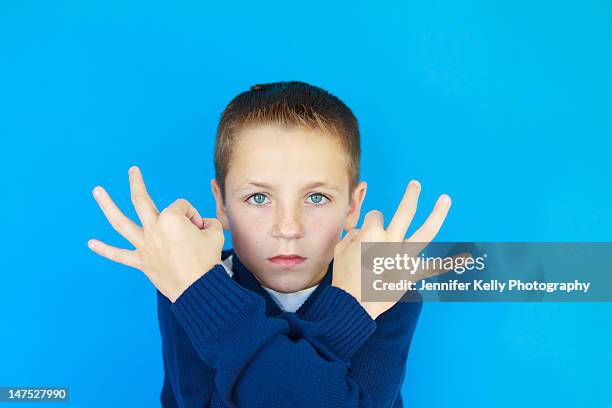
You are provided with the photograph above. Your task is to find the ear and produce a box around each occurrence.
[210,178,230,230]
[343,181,367,231]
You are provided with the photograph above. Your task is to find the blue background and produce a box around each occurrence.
[1,1,611,406]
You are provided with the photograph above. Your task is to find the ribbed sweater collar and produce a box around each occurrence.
[221,248,334,317]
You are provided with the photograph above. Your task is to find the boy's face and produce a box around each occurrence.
[211,124,366,293]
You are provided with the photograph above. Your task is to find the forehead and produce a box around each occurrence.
[227,124,349,190]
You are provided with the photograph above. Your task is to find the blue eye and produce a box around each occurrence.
[307,193,329,206]
[247,193,269,205]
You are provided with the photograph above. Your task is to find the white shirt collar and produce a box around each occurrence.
[221,254,319,313]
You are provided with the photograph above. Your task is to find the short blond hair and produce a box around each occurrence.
[214,81,361,201]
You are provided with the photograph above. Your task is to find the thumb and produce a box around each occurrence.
[201,217,223,233]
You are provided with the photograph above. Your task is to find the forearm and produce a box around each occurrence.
[283,286,424,408]
[170,264,378,408]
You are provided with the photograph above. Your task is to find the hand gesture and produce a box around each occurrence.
[88,166,224,302]
[333,180,468,319]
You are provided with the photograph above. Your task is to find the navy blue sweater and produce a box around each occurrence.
[157,248,422,407]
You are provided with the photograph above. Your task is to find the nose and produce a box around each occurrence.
[271,204,305,240]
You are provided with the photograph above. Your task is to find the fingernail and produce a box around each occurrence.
[129,166,137,175]
[410,180,421,189]
[93,187,101,197]
[88,239,96,249]
[441,195,451,205]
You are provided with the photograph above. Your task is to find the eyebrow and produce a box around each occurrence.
[235,180,342,193]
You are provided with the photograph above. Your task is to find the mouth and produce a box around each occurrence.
[267,254,307,267]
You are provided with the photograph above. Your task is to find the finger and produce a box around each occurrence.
[387,180,421,240]
[362,210,384,231]
[191,212,204,229]
[166,198,201,225]
[88,238,142,269]
[129,166,160,227]
[201,217,223,232]
[335,228,360,253]
[92,186,144,247]
[412,252,473,281]
[187,204,205,229]
[405,194,451,252]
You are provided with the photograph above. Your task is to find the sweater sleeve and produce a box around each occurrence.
[170,264,377,408]
[347,294,423,407]
[280,284,423,408]
[157,289,218,408]
[279,285,380,363]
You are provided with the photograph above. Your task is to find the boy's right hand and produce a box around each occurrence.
[88,166,225,303]
[332,180,464,320]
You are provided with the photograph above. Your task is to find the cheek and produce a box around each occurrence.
[306,209,346,250]
[226,206,271,251]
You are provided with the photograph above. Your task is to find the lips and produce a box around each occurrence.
[268,254,307,267]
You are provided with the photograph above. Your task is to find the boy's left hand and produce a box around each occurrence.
[332,180,470,320]
[88,166,224,302]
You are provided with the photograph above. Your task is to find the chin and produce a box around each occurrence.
[259,272,317,293]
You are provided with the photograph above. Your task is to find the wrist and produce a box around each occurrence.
[331,278,359,299]
[331,280,379,319]
[172,261,222,303]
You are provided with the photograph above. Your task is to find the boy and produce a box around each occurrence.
[88,81,452,407]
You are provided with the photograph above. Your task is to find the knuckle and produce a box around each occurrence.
[133,257,145,271]
[111,218,124,231]
[158,209,176,224]
[172,198,189,207]
[131,192,143,204]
